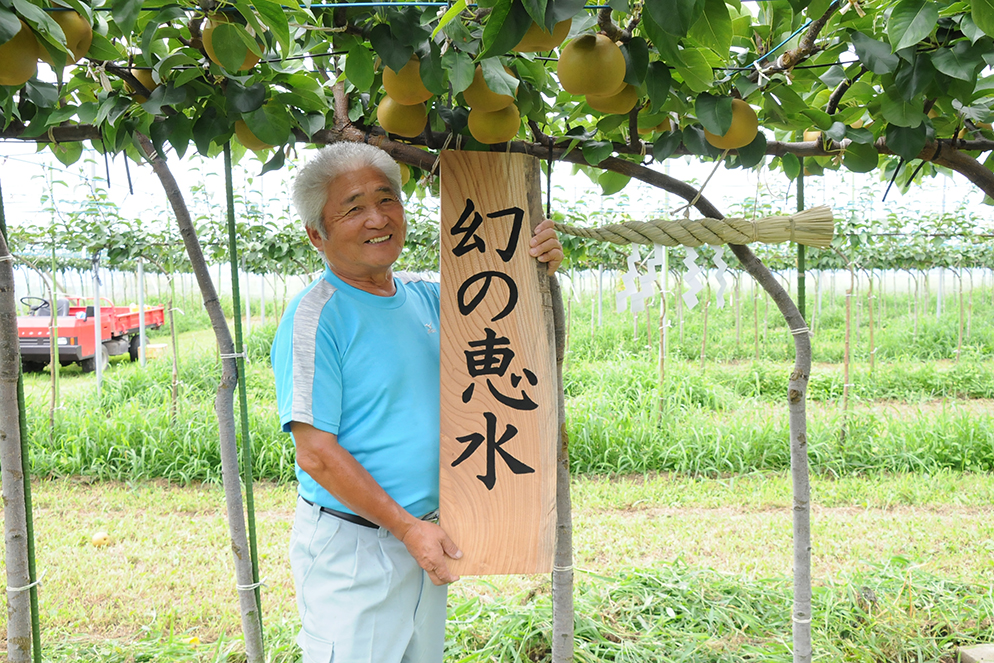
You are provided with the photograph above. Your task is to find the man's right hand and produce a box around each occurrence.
[400,520,463,586]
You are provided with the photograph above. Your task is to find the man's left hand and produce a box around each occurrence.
[529,219,564,275]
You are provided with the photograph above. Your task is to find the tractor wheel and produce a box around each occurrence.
[129,335,140,362]
[80,345,109,373]
[21,360,47,373]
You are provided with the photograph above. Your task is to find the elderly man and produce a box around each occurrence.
[271,142,562,663]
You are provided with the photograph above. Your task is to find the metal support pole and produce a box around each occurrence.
[138,258,147,366]
[93,256,103,399]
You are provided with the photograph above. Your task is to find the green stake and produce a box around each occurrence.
[223,143,263,638]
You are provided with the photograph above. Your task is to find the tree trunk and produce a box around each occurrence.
[136,134,264,663]
[549,276,574,663]
[0,230,33,662]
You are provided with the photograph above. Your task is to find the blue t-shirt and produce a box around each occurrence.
[271,267,440,518]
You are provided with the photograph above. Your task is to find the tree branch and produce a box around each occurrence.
[825,66,865,115]
[750,1,839,82]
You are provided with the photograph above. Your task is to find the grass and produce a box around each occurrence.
[7,278,994,660]
[7,473,994,661]
[1,473,994,662]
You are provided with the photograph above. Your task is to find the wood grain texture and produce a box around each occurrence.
[439,151,556,575]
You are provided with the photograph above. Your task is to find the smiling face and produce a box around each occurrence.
[307,166,407,292]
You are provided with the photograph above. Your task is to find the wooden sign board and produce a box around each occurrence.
[439,151,557,576]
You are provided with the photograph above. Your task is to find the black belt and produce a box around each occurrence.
[300,497,440,529]
[301,497,378,528]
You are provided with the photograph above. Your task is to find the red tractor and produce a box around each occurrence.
[18,296,166,373]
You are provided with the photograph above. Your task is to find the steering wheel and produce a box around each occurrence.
[20,296,50,314]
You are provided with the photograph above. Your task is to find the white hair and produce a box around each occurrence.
[292,142,403,238]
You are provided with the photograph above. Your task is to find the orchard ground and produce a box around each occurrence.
[5,274,994,661]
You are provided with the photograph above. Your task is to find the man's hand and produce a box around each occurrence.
[529,218,564,275]
[400,520,463,586]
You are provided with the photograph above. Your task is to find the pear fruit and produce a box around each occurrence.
[0,19,40,87]
[39,10,92,66]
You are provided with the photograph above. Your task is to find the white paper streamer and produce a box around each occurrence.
[711,244,728,309]
[631,244,664,313]
[682,247,702,310]
[616,244,642,313]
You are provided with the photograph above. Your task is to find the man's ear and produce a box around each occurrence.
[305,224,324,249]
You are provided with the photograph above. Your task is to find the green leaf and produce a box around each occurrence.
[887,0,938,52]
[479,0,529,60]
[818,64,847,89]
[369,23,412,73]
[851,31,899,75]
[673,47,714,93]
[85,32,123,60]
[546,0,586,25]
[442,48,475,94]
[646,0,702,38]
[880,86,923,128]
[931,42,986,81]
[801,108,832,130]
[652,129,682,161]
[894,51,935,100]
[389,7,430,48]
[210,23,249,72]
[695,93,732,135]
[51,140,83,167]
[972,0,994,39]
[432,0,467,39]
[253,0,290,56]
[480,58,517,97]
[824,121,847,142]
[226,81,266,114]
[0,6,19,45]
[598,170,630,195]
[260,148,286,175]
[621,37,649,86]
[682,125,720,157]
[885,122,926,161]
[345,43,374,91]
[645,62,671,113]
[421,40,447,96]
[110,0,143,39]
[12,0,61,40]
[736,130,766,168]
[140,82,186,116]
[521,0,547,26]
[846,126,874,144]
[581,140,613,165]
[689,0,732,55]
[781,152,801,180]
[165,112,192,159]
[245,105,291,146]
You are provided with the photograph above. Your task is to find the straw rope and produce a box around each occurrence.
[553,205,835,249]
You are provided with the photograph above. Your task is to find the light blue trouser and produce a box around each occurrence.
[289,497,448,663]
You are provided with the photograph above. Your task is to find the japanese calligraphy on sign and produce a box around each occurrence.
[439,152,556,576]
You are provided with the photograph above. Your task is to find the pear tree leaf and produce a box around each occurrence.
[369,23,412,73]
[689,0,731,55]
[851,31,898,75]
[781,152,801,180]
[885,122,927,162]
[442,48,475,94]
[598,170,630,195]
[652,129,683,161]
[695,93,732,136]
[887,0,938,52]
[931,42,987,81]
[972,0,994,38]
[736,130,767,168]
[645,62,672,113]
[621,36,649,86]
[344,43,374,91]
[0,6,20,45]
